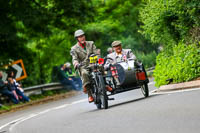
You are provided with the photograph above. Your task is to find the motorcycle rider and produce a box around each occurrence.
[105,41,137,87]
[70,29,99,102]
[105,40,137,67]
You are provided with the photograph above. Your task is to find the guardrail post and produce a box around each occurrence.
[41,87,44,94]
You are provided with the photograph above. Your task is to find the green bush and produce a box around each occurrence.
[139,0,200,45]
[154,42,200,87]
[135,51,157,68]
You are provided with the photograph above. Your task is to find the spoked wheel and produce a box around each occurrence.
[97,75,108,109]
[96,102,102,109]
[96,94,102,109]
[141,83,149,97]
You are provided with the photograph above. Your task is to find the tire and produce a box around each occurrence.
[95,90,102,109]
[96,102,101,109]
[98,75,108,109]
[92,83,101,109]
[141,83,149,97]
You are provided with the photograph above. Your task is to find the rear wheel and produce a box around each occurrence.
[141,83,149,97]
[97,75,108,109]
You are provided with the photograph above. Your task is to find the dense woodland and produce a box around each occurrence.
[0,0,199,87]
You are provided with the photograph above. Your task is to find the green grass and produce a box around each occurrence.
[0,105,10,111]
[29,89,69,100]
[0,89,70,112]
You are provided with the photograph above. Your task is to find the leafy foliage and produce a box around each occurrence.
[154,42,200,87]
[135,51,157,68]
[25,27,72,84]
[0,0,94,86]
[140,0,200,86]
[1,0,158,87]
[139,0,200,45]
[85,0,158,55]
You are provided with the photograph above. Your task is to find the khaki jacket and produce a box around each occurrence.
[70,41,98,68]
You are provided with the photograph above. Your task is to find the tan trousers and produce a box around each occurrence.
[80,68,90,87]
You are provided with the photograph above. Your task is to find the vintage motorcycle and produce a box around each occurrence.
[87,54,149,109]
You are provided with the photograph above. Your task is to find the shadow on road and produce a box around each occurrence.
[86,95,159,113]
[108,95,158,109]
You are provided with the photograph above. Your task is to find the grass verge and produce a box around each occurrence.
[0,89,79,115]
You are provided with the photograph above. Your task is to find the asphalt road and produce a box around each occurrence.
[0,80,200,133]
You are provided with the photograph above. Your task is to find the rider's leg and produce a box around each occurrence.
[80,69,94,102]
[106,85,113,92]
[82,84,94,102]
[87,88,94,102]
[80,69,91,93]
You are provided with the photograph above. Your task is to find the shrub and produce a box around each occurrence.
[135,51,157,68]
[154,42,200,87]
[139,0,200,45]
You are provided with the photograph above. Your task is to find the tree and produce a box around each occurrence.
[0,0,95,86]
[139,0,200,86]
[139,0,200,46]
[85,0,158,67]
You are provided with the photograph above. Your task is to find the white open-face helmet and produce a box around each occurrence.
[74,29,85,38]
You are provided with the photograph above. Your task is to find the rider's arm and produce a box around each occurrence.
[127,49,137,60]
[70,49,79,69]
[104,54,113,70]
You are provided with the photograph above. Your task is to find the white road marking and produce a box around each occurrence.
[9,114,38,132]
[0,82,158,132]
[37,109,51,115]
[0,98,87,131]
[72,99,87,104]
[148,81,155,85]
[0,117,25,130]
[52,104,70,110]
[150,87,200,95]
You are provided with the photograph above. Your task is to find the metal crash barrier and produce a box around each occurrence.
[0,82,65,103]
[0,67,154,103]
[23,82,64,96]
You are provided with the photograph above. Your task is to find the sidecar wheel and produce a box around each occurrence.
[100,92,108,109]
[141,83,149,97]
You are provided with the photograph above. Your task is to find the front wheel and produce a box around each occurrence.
[141,83,149,97]
[96,102,101,109]
[97,75,108,109]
